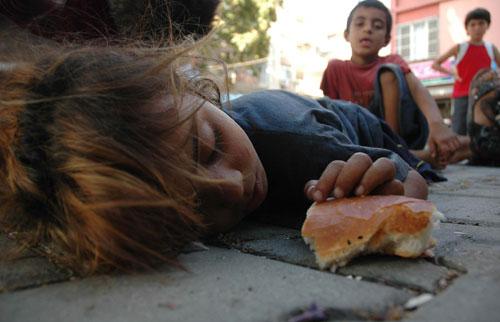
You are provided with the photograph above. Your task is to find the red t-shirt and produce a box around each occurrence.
[320,55,411,108]
[453,44,492,98]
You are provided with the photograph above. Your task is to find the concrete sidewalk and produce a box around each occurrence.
[1,164,499,322]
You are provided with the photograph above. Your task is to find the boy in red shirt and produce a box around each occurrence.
[432,7,500,135]
[321,0,461,167]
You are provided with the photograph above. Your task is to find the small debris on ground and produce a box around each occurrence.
[404,293,434,310]
[288,302,327,322]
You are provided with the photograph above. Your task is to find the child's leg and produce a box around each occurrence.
[370,64,429,150]
[451,97,468,135]
[379,70,400,134]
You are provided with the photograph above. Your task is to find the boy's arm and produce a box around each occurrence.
[405,72,461,160]
[432,45,460,80]
[493,45,500,69]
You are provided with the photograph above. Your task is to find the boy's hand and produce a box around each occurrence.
[428,122,461,161]
[451,66,462,82]
[304,152,404,202]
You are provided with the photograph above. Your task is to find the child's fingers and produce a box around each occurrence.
[428,140,437,158]
[355,157,396,196]
[308,160,345,201]
[304,179,319,200]
[371,179,405,196]
[334,152,372,198]
[448,135,462,151]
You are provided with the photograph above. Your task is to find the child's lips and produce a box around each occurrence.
[245,168,268,213]
[360,39,372,47]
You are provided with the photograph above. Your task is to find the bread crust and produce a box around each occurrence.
[301,195,440,270]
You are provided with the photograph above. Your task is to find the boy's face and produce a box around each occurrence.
[466,19,489,41]
[344,6,390,60]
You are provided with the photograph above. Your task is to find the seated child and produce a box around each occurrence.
[0,47,428,275]
[465,68,500,166]
[320,0,462,166]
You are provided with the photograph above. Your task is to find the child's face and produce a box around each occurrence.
[344,6,390,61]
[173,96,268,232]
[466,19,489,42]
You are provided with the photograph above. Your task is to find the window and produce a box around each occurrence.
[397,18,438,61]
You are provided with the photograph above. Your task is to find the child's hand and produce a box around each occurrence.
[451,67,462,82]
[428,122,461,161]
[304,152,404,202]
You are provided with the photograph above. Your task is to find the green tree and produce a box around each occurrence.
[212,0,282,64]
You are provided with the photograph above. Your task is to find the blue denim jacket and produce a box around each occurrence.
[225,90,418,215]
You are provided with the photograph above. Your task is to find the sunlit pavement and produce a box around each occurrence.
[1,164,499,322]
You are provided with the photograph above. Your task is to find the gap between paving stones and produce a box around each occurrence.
[430,191,500,199]
[441,218,500,228]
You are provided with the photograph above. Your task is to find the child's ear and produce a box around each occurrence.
[344,30,350,42]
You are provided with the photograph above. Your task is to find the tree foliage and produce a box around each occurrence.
[211,0,282,64]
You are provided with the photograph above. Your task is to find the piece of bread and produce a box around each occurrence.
[301,195,445,271]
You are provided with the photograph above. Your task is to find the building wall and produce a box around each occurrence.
[396,3,439,24]
[393,0,443,11]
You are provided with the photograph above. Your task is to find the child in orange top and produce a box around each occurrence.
[321,0,461,166]
[432,7,500,135]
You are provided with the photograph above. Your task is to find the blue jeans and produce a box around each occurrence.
[369,64,429,150]
[451,96,468,135]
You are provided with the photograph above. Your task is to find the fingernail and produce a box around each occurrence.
[355,186,364,196]
[334,188,343,198]
[313,190,323,201]
[306,185,316,195]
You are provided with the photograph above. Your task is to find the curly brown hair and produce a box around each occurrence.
[0,46,220,274]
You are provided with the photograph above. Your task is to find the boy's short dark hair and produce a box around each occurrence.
[465,7,491,26]
[346,0,392,37]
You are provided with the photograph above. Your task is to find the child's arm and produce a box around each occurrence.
[304,152,428,201]
[405,72,461,160]
[432,45,460,80]
[493,45,500,70]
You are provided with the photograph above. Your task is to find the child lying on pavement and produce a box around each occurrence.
[0,46,429,275]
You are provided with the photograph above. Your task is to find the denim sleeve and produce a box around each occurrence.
[227,90,412,212]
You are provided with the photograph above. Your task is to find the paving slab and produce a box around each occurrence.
[404,269,500,322]
[428,194,500,227]
[430,165,500,199]
[0,235,72,292]
[433,222,500,275]
[0,247,413,322]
